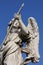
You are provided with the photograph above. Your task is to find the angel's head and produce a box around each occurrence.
[13,19,19,28]
[8,18,20,28]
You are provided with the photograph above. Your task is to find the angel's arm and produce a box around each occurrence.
[15,14,28,34]
[19,18,28,34]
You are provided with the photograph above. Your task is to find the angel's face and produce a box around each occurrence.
[13,20,19,27]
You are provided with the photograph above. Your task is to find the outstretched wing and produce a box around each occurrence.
[27,17,39,40]
[26,17,40,62]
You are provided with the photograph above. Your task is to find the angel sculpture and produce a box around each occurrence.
[15,14,40,65]
[0,3,40,65]
[0,4,29,65]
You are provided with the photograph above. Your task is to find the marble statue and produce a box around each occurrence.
[21,17,40,65]
[0,3,40,65]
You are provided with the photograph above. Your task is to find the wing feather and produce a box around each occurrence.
[27,17,39,40]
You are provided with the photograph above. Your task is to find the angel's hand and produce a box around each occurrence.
[14,13,21,20]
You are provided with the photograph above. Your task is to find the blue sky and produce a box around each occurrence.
[0,0,43,65]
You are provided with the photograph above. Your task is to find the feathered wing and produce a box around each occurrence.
[26,17,40,63]
[27,17,39,42]
[21,17,40,65]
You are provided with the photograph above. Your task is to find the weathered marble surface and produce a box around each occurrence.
[25,17,40,63]
[0,14,40,65]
